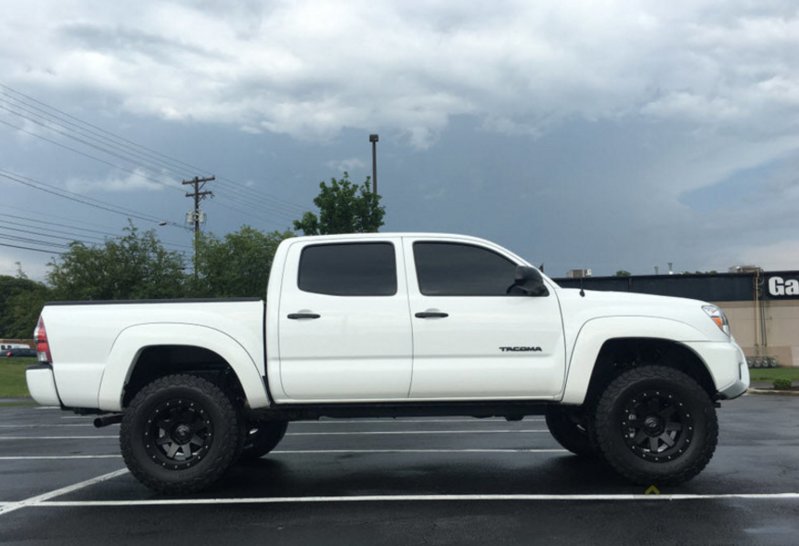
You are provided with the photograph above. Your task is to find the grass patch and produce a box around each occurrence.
[0,357,36,398]
[748,367,799,382]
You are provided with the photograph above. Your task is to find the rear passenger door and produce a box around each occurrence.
[277,238,413,401]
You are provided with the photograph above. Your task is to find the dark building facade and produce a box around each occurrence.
[556,271,799,367]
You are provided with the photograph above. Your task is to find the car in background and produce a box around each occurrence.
[4,347,36,358]
[1,343,31,351]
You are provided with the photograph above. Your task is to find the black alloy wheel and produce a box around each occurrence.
[594,365,718,485]
[120,374,242,494]
[621,388,694,463]
[143,398,214,470]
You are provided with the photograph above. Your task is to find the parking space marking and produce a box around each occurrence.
[272,448,567,454]
[0,449,566,460]
[0,436,116,440]
[0,430,549,440]
[0,424,104,428]
[287,429,549,436]
[0,468,128,517]
[0,455,122,460]
[292,418,546,424]
[25,492,799,508]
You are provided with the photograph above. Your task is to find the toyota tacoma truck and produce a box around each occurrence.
[26,233,749,493]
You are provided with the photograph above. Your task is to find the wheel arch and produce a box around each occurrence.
[581,338,717,408]
[98,323,270,411]
[562,316,717,405]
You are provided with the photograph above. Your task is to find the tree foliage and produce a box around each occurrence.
[194,227,294,297]
[48,224,186,301]
[293,172,384,235]
[5,282,51,339]
[0,275,52,338]
[615,270,631,277]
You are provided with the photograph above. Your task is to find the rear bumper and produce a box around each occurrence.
[25,364,61,406]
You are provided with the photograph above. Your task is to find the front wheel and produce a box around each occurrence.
[120,374,243,494]
[594,365,718,485]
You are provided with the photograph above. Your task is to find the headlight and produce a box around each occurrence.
[702,305,730,337]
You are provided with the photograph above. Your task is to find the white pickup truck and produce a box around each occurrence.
[26,233,749,493]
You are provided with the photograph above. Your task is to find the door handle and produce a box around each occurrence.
[415,311,449,319]
[287,313,321,320]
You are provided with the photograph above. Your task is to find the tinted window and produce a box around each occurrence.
[414,242,517,296]
[299,243,397,296]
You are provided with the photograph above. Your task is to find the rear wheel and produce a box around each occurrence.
[120,374,242,494]
[594,365,717,485]
[240,420,288,460]
[545,405,595,457]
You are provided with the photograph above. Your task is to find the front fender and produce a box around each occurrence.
[98,323,270,411]
[561,316,708,405]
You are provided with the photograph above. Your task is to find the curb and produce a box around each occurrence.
[747,388,799,397]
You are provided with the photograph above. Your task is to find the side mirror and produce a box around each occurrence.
[509,265,549,297]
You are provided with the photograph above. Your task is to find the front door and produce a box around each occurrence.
[404,238,566,399]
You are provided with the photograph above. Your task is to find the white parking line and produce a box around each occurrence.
[0,468,128,516]
[287,429,549,436]
[0,424,103,428]
[26,492,799,508]
[0,430,550,440]
[0,436,116,440]
[0,455,122,460]
[272,449,567,454]
[0,421,537,428]
[297,418,546,424]
[0,449,566,460]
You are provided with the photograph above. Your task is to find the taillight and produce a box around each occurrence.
[33,316,52,363]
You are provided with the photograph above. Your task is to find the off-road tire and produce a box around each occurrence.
[240,420,289,460]
[545,405,596,457]
[594,365,718,485]
[120,374,242,494]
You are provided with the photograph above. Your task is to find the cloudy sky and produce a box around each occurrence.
[1,0,798,280]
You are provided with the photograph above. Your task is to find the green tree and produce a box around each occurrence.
[293,172,384,235]
[48,224,187,300]
[615,270,631,277]
[0,275,51,338]
[194,227,294,297]
[6,282,52,338]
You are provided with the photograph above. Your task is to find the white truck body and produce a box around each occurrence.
[26,233,749,492]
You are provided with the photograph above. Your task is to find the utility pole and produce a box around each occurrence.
[369,134,379,194]
[182,175,215,279]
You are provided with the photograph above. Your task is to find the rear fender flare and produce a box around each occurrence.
[97,323,269,411]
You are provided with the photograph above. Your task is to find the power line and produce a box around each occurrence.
[0,83,308,215]
[0,116,185,197]
[0,205,192,252]
[0,241,64,255]
[0,223,106,245]
[0,103,302,225]
[0,170,187,230]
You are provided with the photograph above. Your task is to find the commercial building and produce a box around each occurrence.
[556,270,799,367]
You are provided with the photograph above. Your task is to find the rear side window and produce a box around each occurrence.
[414,242,517,296]
[298,243,397,296]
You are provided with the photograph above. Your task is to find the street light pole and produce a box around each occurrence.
[369,134,379,194]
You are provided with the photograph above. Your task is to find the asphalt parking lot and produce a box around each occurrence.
[0,394,797,545]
